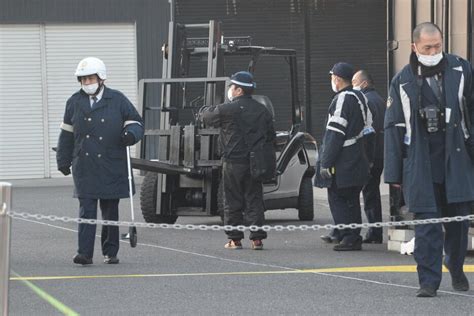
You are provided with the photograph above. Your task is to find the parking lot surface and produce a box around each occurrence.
[5,180,474,315]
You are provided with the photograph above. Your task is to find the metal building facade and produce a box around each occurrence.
[174,0,388,141]
[0,0,388,179]
[0,0,170,180]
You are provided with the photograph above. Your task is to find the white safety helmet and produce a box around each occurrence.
[74,57,107,80]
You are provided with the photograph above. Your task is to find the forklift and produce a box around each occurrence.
[131,20,318,224]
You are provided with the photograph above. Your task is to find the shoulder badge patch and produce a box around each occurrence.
[386,96,393,108]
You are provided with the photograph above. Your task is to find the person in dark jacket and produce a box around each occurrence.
[385,22,473,297]
[200,71,275,250]
[352,70,386,244]
[316,62,374,251]
[56,57,144,265]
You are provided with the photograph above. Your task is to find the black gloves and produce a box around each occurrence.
[121,131,135,146]
[58,166,71,176]
[320,167,333,180]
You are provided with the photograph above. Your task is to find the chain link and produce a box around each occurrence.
[5,210,474,232]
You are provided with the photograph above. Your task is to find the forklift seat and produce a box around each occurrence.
[252,95,275,118]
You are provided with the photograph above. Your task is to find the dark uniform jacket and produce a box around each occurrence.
[384,53,474,213]
[200,94,275,162]
[363,87,386,168]
[56,87,144,199]
[319,87,373,188]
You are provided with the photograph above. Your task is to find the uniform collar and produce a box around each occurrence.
[90,86,105,103]
[335,85,352,95]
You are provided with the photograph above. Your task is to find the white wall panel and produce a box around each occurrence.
[0,25,45,179]
[0,23,138,179]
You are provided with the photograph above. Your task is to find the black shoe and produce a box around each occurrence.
[333,238,362,251]
[320,235,339,244]
[452,273,470,291]
[444,260,470,291]
[104,256,119,264]
[362,236,383,244]
[416,287,437,297]
[73,254,92,265]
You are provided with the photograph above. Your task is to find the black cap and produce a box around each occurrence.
[329,62,355,80]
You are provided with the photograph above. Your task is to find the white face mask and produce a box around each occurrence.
[331,80,338,93]
[417,52,443,67]
[227,87,234,101]
[415,45,443,67]
[82,83,99,95]
[353,86,361,91]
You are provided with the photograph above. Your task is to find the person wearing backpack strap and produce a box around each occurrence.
[200,71,275,250]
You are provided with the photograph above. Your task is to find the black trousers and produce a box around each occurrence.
[222,161,267,240]
[327,184,363,243]
[78,198,120,258]
[362,166,383,240]
[414,183,470,289]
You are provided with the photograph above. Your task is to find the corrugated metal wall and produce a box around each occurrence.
[0,0,169,84]
[308,0,387,141]
[1,0,387,154]
[175,0,305,133]
[0,0,170,177]
[175,0,387,142]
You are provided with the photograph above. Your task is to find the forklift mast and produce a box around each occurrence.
[132,20,316,223]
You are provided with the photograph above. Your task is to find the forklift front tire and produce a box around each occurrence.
[297,176,314,221]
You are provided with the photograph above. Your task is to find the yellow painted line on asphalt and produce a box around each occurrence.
[303,265,474,273]
[11,270,301,281]
[10,265,474,281]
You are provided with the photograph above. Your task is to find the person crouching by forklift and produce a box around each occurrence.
[314,62,374,251]
[56,57,144,265]
[200,71,276,250]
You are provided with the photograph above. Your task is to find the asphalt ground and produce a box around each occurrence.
[4,178,474,315]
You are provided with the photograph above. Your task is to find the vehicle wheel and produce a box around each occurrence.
[217,179,224,223]
[298,176,314,221]
[140,172,178,224]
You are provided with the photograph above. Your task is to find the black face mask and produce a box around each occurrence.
[410,52,447,78]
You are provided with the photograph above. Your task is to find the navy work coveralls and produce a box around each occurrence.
[57,87,144,259]
[201,95,275,241]
[361,87,386,241]
[316,87,373,244]
[384,53,474,290]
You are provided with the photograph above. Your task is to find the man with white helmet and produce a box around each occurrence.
[56,57,144,265]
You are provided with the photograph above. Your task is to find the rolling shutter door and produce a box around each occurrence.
[0,25,45,179]
[0,23,138,179]
[45,24,138,178]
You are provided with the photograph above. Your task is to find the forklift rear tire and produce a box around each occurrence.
[140,172,178,224]
[297,176,314,221]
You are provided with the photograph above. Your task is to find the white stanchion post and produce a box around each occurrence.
[0,182,12,316]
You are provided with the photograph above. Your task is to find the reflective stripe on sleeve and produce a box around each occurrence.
[123,120,142,127]
[454,66,470,139]
[326,125,346,135]
[327,115,348,127]
[60,123,74,133]
[400,84,412,145]
[395,123,406,127]
[333,92,346,118]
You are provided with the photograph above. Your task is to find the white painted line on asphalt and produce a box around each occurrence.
[310,272,474,298]
[13,217,474,298]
